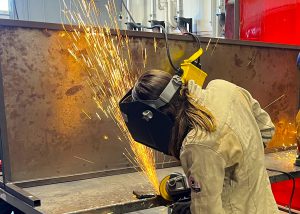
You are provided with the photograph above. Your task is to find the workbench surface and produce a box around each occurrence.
[25,167,181,214]
[23,150,299,214]
[266,150,300,182]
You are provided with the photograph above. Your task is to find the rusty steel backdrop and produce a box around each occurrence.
[0,20,299,184]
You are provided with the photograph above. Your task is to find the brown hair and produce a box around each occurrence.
[134,69,216,159]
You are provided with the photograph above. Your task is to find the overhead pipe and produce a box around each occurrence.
[150,0,157,20]
[158,0,180,32]
[126,0,131,22]
[158,0,169,32]
[164,1,169,32]
[176,0,183,17]
[168,0,178,29]
[220,0,226,12]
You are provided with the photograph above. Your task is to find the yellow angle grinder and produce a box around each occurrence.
[159,172,191,202]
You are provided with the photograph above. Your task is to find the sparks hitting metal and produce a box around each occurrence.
[60,0,159,193]
[267,117,297,149]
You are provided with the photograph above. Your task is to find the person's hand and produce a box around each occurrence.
[188,80,202,102]
[171,201,191,214]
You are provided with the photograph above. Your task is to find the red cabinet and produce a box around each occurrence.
[240,0,300,45]
[271,179,300,210]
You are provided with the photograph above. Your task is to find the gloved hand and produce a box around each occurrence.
[171,201,191,214]
[188,80,202,102]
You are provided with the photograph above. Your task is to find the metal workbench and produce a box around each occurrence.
[9,150,297,214]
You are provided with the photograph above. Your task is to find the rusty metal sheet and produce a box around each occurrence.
[201,44,299,120]
[143,37,300,120]
[0,27,131,181]
[0,27,176,183]
[0,25,299,183]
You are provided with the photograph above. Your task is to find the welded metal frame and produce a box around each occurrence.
[0,188,42,214]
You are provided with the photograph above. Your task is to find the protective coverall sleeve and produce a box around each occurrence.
[238,87,275,147]
[180,144,226,214]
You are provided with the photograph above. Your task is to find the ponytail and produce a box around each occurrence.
[168,85,216,159]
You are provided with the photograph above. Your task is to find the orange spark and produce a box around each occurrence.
[267,116,297,149]
[61,0,159,194]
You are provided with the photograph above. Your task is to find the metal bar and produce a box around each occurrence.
[0,177,41,208]
[234,0,240,39]
[0,18,299,50]
[4,183,41,207]
[0,189,42,214]
[14,161,180,188]
[265,145,298,154]
[269,170,300,183]
[0,62,11,183]
[278,205,300,214]
[66,196,168,214]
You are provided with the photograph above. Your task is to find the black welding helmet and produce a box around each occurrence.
[119,75,183,155]
[119,46,207,155]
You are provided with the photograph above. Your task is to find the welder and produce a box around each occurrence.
[119,68,279,213]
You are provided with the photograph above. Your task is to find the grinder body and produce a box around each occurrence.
[159,172,191,202]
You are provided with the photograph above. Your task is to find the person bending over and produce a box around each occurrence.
[121,70,278,214]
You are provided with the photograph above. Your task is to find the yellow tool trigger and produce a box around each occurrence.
[180,48,207,87]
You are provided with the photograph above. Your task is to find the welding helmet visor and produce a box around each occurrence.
[119,75,182,155]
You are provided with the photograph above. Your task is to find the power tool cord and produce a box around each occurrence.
[183,32,202,65]
[266,168,295,214]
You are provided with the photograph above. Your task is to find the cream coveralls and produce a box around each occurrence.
[180,80,279,214]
